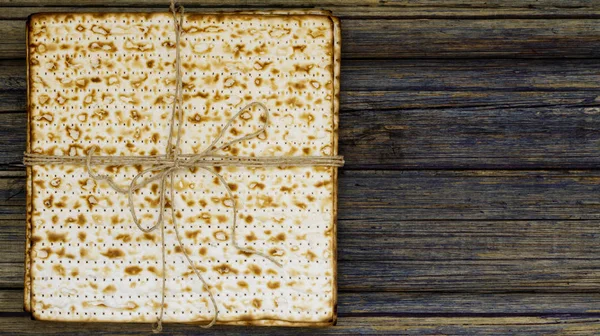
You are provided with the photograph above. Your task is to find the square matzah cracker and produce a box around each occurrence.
[25,10,340,326]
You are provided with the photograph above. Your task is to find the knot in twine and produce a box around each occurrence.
[23,0,344,332]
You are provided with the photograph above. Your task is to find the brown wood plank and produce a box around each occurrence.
[4,3,600,19]
[0,315,598,335]
[3,217,600,263]
[4,18,600,59]
[3,170,600,291]
[6,59,600,94]
[3,59,600,169]
[5,289,600,315]
[7,90,600,114]
[5,170,600,220]
[3,258,600,292]
[2,0,600,15]
[0,263,24,288]
[5,170,600,219]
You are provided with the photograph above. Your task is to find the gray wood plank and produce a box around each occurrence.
[0,315,599,335]
[4,218,600,263]
[6,59,600,93]
[6,90,600,114]
[4,17,600,58]
[5,289,600,315]
[0,218,600,264]
[4,59,600,169]
[6,170,600,219]
[5,3,600,19]
[4,258,600,291]
[6,217,600,263]
[2,0,600,16]
[3,171,600,291]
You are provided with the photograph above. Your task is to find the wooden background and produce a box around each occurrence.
[1,0,600,334]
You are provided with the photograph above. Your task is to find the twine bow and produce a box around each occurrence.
[23,0,344,332]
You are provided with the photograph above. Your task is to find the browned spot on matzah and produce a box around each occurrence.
[147,266,159,275]
[101,248,125,258]
[267,281,280,289]
[115,234,131,243]
[213,230,228,241]
[185,230,201,240]
[245,231,257,242]
[199,247,207,256]
[103,284,117,294]
[305,250,318,261]
[66,214,86,226]
[52,264,66,277]
[43,195,53,208]
[47,232,68,242]
[248,182,265,190]
[269,248,284,257]
[124,266,143,275]
[213,264,238,275]
[248,264,262,275]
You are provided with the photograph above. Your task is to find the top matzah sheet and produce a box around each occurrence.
[26,10,340,326]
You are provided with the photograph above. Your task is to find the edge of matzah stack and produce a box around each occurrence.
[24,9,341,327]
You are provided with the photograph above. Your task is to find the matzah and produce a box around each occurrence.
[25,10,340,326]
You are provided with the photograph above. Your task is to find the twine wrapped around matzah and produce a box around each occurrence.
[23,0,344,332]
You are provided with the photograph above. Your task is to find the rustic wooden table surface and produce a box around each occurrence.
[1,0,600,335]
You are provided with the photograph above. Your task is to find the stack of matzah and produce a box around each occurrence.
[25,10,340,326]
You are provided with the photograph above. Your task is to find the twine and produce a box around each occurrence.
[23,0,344,332]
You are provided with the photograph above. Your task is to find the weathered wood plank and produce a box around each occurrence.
[5,89,600,114]
[2,0,600,16]
[0,315,599,335]
[8,102,600,169]
[341,259,600,292]
[3,217,600,263]
[4,18,600,59]
[5,170,600,219]
[3,171,600,291]
[3,258,600,291]
[5,289,600,315]
[5,3,600,19]
[342,59,600,91]
[0,263,24,288]
[3,59,600,169]
[0,0,384,6]
[7,59,600,92]
[338,170,600,221]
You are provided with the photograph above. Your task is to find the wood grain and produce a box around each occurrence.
[4,259,600,291]
[3,0,600,17]
[3,59,600,169]
[5,3,600,19]
[0,315,599,335]
[5,290,600,316]
[4,18,600,58]
[3,171,600,291]
[5,170,600,220]
[3,1,600,333]
[4,218,600,263]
